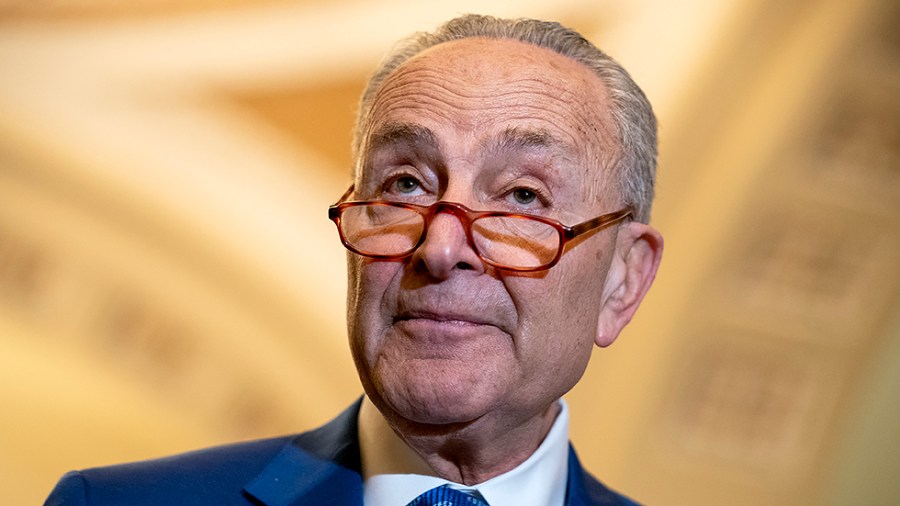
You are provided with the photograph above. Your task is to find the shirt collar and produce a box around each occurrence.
[358,396,569,506]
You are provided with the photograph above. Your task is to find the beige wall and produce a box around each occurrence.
[1,0,898,504]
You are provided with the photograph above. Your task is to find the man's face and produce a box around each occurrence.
[347,38,623,429]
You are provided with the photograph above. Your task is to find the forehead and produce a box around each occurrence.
[362,38,617,186]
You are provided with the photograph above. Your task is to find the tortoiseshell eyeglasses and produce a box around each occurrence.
[328,188,632,272]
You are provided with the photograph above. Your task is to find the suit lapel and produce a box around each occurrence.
[243,400,365,506]
[565,444,637,506]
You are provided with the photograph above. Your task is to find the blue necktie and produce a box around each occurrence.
[406,484,489,506]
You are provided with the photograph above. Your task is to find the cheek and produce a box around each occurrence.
[345,254,361,315]
[500,276,596,407]
[511,253,607,368]
[346,258,401,353]
[347,255,385,312]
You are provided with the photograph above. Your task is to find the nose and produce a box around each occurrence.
[411,205,485,279]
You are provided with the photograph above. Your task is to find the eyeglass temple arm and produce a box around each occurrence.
[335,185,355,204]
[567,208,633,239]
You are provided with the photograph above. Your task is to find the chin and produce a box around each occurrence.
[375,364,498,426]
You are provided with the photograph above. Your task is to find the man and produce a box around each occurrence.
[45,14,662,506]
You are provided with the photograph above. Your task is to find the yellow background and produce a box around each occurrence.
[1,0,899,504]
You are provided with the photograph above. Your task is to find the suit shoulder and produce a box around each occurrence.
[86,433,294,480]
[46,434,296,506]
[567,445,641,506]
[577,473,641,506]
[44,470,89,506]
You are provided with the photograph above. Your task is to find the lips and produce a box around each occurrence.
[390,284,513,337]
[390,304,509,346]
[394,308,494,327]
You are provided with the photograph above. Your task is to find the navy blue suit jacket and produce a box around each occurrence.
[45,401,637,505]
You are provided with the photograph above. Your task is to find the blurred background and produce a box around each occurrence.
[1,0,898,504]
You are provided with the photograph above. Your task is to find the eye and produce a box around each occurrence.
[395,176,420,194]
[380,173,425,199]
[511,187,538,205]
[503,183,552,210]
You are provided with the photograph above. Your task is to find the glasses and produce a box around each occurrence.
[328,189,632,272]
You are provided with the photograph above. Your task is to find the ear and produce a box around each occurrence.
[595,221,663,347]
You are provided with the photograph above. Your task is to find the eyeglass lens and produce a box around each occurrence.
[338,205,561,269]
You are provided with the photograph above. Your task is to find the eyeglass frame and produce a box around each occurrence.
[327,186,633,272]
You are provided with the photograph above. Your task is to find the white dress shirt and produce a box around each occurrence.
[358,396,569,506]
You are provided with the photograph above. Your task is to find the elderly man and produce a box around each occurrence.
[46,14,662,506]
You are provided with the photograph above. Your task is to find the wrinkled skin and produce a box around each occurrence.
[345,37,663,483]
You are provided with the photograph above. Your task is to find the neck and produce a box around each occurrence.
[364,397,560,485]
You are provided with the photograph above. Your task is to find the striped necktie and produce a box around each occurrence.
[405,484,489,506]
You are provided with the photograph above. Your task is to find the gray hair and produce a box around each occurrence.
[353,14,658,223]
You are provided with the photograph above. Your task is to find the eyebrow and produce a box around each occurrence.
[363,123,574,172]
[366,122,440,156]
[483,126,576,161]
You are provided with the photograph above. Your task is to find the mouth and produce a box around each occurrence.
[391,313,501,347]
[394,310,493,327]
